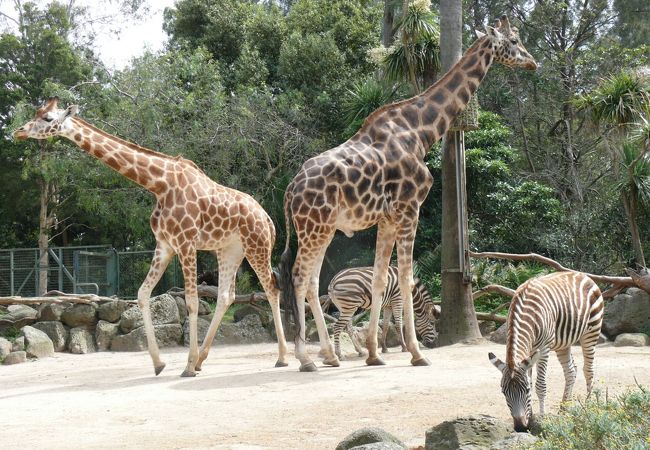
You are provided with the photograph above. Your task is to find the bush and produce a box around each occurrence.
[529,387,650,449]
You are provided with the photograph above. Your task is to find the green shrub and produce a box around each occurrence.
[529,387,650,449]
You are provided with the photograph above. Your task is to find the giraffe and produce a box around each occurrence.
[279,15,538,371]
[13,97,289,377]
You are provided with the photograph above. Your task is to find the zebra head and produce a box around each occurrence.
[489,351,540,432]
[417,302,439,348]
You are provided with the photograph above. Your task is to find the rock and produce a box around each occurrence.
[0,337,12,358]
[119,294,180,333]
[0,305,38,331]
[20,325,54,358]
[233,305,262,323]
[479,321,497,337]
[3,350,27,365]
[68,327,97,354]
[98,300,130,323]
[38,303,68,321]
[96,320,120,351]
[12,336,25,351]
[603,288,650,338]
[336,427,407,450]
[183,314,273,347]
[61,303,98,328]
[349,443,406,450]
[111,324,183,352]
[198,299,212,315]
[425,415,513,450]
[175,296,187,324]
[32,321,69,352]
[489,323,508,344]
[182,316,212,346]
[614,333,650,347]
[491,432,539,449]
[598,333,609,344]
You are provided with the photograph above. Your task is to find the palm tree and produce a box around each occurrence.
[577,71,650,266]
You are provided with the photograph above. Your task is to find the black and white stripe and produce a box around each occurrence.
[328,266,439,358]
[489,271,604,432]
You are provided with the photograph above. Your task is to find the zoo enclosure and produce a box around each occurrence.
[0,246,216,299]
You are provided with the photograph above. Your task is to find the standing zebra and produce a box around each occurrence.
[489,271,604,432]
[328,266,439,359]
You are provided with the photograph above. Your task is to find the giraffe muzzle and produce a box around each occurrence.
[12,128,28,140]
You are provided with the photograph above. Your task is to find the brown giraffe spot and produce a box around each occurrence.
[325,184,338,200]
[371,174,383,195]
[354,205,364,218]
[80,141,91,151]
[423,105,438,124]
[436,118,448,137]
[445,72,463,92]
[385,166,401,181]
[74,133,82,141]
[467,67,486,80]
[431,91,446,104]
[444,104,458,118]
[307,177,325,190]
[402,106,420,128]
[357,176,371,194]
[458,87,470,105]
[342,185,357,204]
[399,180,416,201]
[461,54,478,70]
[123,168,137,180]
[415,99,425,108]
[347,167,361,183]
[481,39,491,48]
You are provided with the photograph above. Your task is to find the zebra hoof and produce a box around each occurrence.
[299,362,318,372]
[323,357,340,367]
[154,363,166,376]
[366,356,386,366]
[180,369,197,377]
[275,360,289,368]
[381,348,389,354]
[411,357,431,366]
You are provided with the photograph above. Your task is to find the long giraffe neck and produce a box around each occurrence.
[62,117,174,195]
[355,35,494,157]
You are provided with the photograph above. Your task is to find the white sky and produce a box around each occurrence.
[0,0,177,69]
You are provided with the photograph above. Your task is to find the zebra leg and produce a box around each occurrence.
[556,347,577,404]
[535,350,551,415]
[392,300,407,352]
[580,327,601,397]
[331,301,352,360]
[366,220,397,366]
[347,322,365,356]
[396,225,429,366]
[381,307,393,353]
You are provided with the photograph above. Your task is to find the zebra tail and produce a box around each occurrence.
[278,188,299,340]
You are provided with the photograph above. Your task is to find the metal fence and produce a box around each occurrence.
[0,246,217,299]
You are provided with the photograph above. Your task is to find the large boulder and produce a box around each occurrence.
[425,415,513,450]
[32,321,68,352]
[175,296,187,324]
[38,303,68,321]
[349,443,406,450]
[119,294,180,333]
[603,288,650,338]
[0,305,38,332]
[183,316,213,346]
[68,327,97,354]
[233,305,263,323]
[198,299,212,316]
[111,324,183,352]
[12,336,25,352]
[614,333,650,347]
[61,303,98,328]
[20,325,54,358]
[491,432,539,449]
[219,314,272,344]
[489,323,508,344]
[336,427,407,450]
[96,320,120,351]
[3,350,27,365]
[0,337,12,358]
[98,300,130,323]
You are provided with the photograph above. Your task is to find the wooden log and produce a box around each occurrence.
[0,292,129,305]
[476,312,507,323]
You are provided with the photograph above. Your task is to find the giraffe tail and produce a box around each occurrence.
[278,188,300,340]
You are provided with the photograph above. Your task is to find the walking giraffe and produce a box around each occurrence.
[279,15,538,371]
[489,271,604,431]
[13,97,289,377]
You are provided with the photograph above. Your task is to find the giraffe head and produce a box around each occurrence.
[476,15,537,71]
[13,97,79,141]
[489,351,540,432]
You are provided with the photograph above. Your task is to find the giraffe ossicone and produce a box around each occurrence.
[278,15,538,371]
[13,97,290,376]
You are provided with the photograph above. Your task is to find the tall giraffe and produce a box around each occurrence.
[279,16,538,371]
[13,98,289,377]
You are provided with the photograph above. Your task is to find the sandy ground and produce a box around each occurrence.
[2,340,649,449]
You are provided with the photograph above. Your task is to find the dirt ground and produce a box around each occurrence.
[2,340,649,449]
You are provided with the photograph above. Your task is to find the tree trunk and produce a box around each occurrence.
[37,176,50,296]
[438,0,481,345]
[622,190,646,266]
[382,0,396,47]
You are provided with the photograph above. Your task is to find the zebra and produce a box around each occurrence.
[328,266,439,359]
[488,271,604,432]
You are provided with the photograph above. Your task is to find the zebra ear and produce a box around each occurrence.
[489,352,506,373]
[519,350,541,371]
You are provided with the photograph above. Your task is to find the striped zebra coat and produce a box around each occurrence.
[328,266,439,358]
[489,271,604,432]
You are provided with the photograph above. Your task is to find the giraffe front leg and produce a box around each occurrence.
[366,221,396,366]
[178,248,200,377]
[292,260,317,372]
[307,282,339,367]
[396,229,429,366]
[137,242,174,376]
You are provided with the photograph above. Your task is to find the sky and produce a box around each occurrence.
[0,0,176,69]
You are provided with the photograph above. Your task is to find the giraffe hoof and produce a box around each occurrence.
[366,356,386,366]
[180,370,197,377]
[154,364,166,376]
[323,357,340,367]
[411,357,431,366]
[299,362,318,372]
[275,360,289,368]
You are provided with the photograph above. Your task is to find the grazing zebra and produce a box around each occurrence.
[489,271,604,432]
[328,266,439,358]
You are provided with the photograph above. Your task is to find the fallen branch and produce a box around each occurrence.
[470,251,644,298]
[0,290,128,305]
[476,312,507,323]
[472,284,515,300]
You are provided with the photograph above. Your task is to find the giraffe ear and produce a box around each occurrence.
[475,30,486,39]
[485,25,501,39]
[489,352,506,373]
[63,105,79,118]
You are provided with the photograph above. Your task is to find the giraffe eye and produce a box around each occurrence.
[43,117,53,122]
[510,39,518,45]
